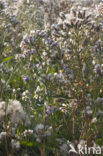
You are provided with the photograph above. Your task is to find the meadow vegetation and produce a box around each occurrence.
[0,0,103,155]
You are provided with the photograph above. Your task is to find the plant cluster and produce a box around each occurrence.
[0,0,103,156]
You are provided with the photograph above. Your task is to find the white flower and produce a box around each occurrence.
[36,86,41,92]
[43,52,47,56]
[86,106,91,110]
[23,129,33,136]
[11,139,20,149]
[0,101,5,110]
[0,101,6,119]
[28,129,33,134]
[6,100,25,124]
[92,60,96,65]
[0,132,6,139]
[30,30,35,36]
[22,90,29,96]
[35,124,44,131]
[41,74,46,78]
[91,117,97,123]
[78,140,86,149]
[96,97,103,105]
[86,110,93,115]
[36,138,41,142]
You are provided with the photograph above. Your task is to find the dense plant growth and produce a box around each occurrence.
[0,0,103,156]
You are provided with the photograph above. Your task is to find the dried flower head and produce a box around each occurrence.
[6,100,25,124]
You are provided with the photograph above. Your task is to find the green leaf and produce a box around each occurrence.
[96,138,103,145]
[21,141,34,147]
[2,56,13,62]
[17,128,19,137]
